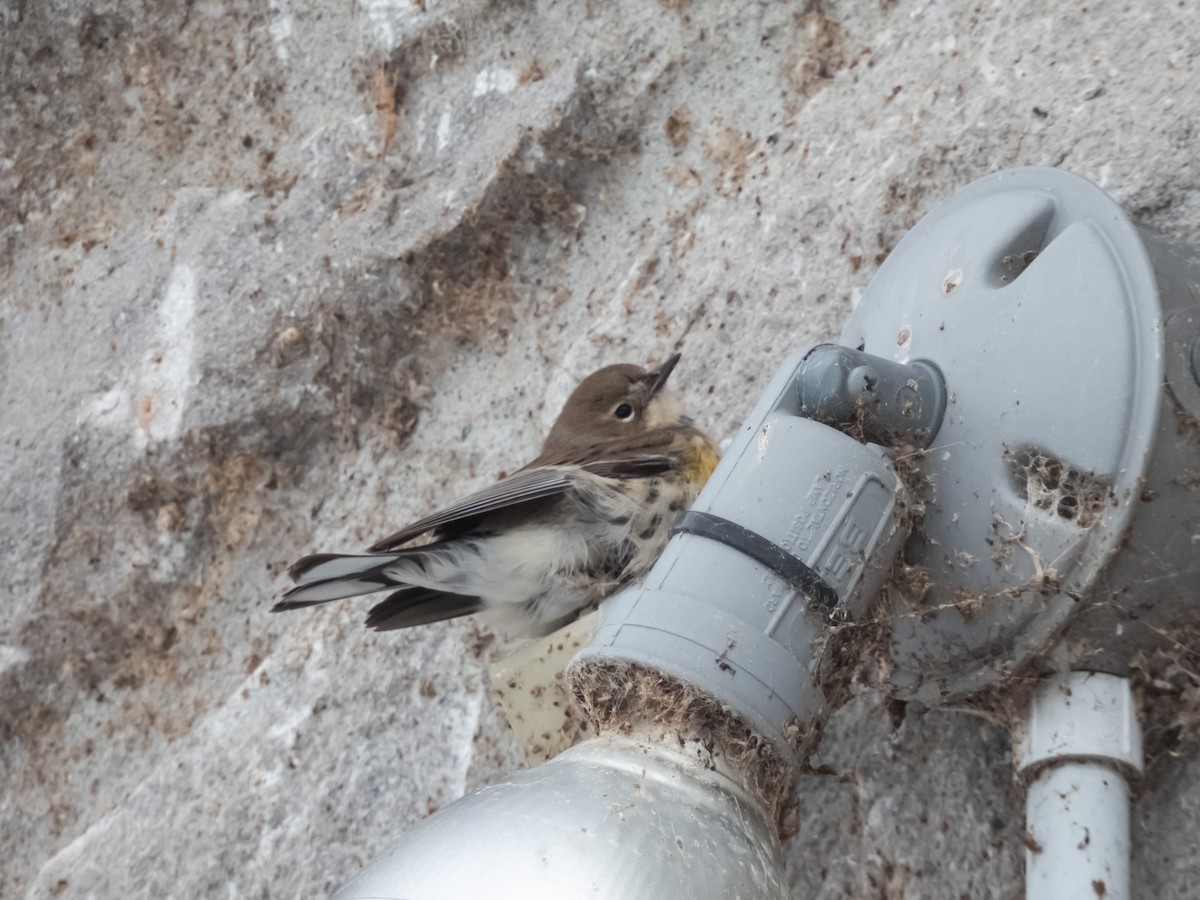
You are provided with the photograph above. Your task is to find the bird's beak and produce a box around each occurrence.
[646,353,681,398]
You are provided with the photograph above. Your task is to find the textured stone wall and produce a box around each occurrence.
[2,1,1198,897]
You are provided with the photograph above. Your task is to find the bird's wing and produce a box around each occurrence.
[577,455,676,479]
[366,453,679,553]
[528,429,683,469]
[367,466,577,551]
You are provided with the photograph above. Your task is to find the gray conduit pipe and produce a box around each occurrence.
[1014,671,1144,900]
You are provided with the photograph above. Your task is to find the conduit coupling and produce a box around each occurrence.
[1013,671,1143,900]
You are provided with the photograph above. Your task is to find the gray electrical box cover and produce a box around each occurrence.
[841,167,1200,702]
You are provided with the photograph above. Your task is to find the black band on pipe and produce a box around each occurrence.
[670,511,842,620]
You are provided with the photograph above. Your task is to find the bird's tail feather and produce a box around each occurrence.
[273,553,398,611]
[288,552,389,583]
[273,551,485,630]
[365,587,485,631]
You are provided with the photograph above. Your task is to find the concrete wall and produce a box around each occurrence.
[2,1,1198,896]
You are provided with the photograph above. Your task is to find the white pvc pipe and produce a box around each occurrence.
[1025,761,1131,900]
[1013,671,1142,900]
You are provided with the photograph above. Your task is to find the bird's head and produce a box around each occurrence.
[543,353,686,452]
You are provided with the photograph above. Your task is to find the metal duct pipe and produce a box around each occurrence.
[334,734,789,900]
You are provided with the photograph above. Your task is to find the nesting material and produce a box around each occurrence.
[568,657,804,833]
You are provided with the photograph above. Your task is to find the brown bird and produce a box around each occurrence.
[272,354,720,635]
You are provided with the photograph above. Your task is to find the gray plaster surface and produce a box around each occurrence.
[2,0,1198,897]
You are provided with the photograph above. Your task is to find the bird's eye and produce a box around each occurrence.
[614,403,635,420]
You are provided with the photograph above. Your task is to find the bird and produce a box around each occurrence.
[272,353,720,636]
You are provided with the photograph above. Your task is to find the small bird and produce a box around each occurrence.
[273,354,720,635]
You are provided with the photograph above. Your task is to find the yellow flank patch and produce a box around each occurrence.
[682,437,721,485]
